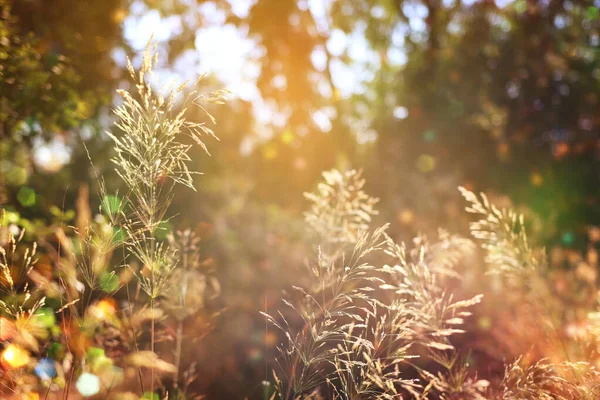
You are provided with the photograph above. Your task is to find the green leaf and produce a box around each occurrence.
[112,226,126,245]
[101,195,122,216]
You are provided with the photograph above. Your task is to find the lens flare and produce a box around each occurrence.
[2,344,31,368]
[90,298,117,320]
[76,372,101,397]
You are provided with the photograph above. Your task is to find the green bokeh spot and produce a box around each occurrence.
[35,307,56,328]
[7,167,28,186]
[99,271,120,293]
[586,6,599,20]
[51,325,61,336]
[141,392,159,400]
[50,205,75,221]
[17,187,36,207]
[86,347,105,360]
[423,130,437,143]
[514,0,527,14]
[1,211,20,225]
[561,231,575,245]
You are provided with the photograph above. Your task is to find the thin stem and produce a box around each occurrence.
[174,247,188,388]
[150,295,155,394]
[149,181,157,396]
[174,318,183,387]
[123,243,145,394]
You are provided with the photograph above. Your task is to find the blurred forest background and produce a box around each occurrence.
[1,0,600,398]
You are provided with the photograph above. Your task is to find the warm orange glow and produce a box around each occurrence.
[281,130,294,144]
[397,209,415,225]
[112,8,128,24]
[530,172,544,186]
[90,299,117,320]
[553,142,570,159]
[2,344,31,369]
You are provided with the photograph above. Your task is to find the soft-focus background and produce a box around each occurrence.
[1,0,600,398]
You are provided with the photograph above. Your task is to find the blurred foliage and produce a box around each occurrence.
[0,0,126,229]
[149,0,600,246]
[0,0,124,135]
[4,0,598,243]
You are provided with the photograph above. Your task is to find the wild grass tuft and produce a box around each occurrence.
[265,170,485,399]
[0,39,225,399]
